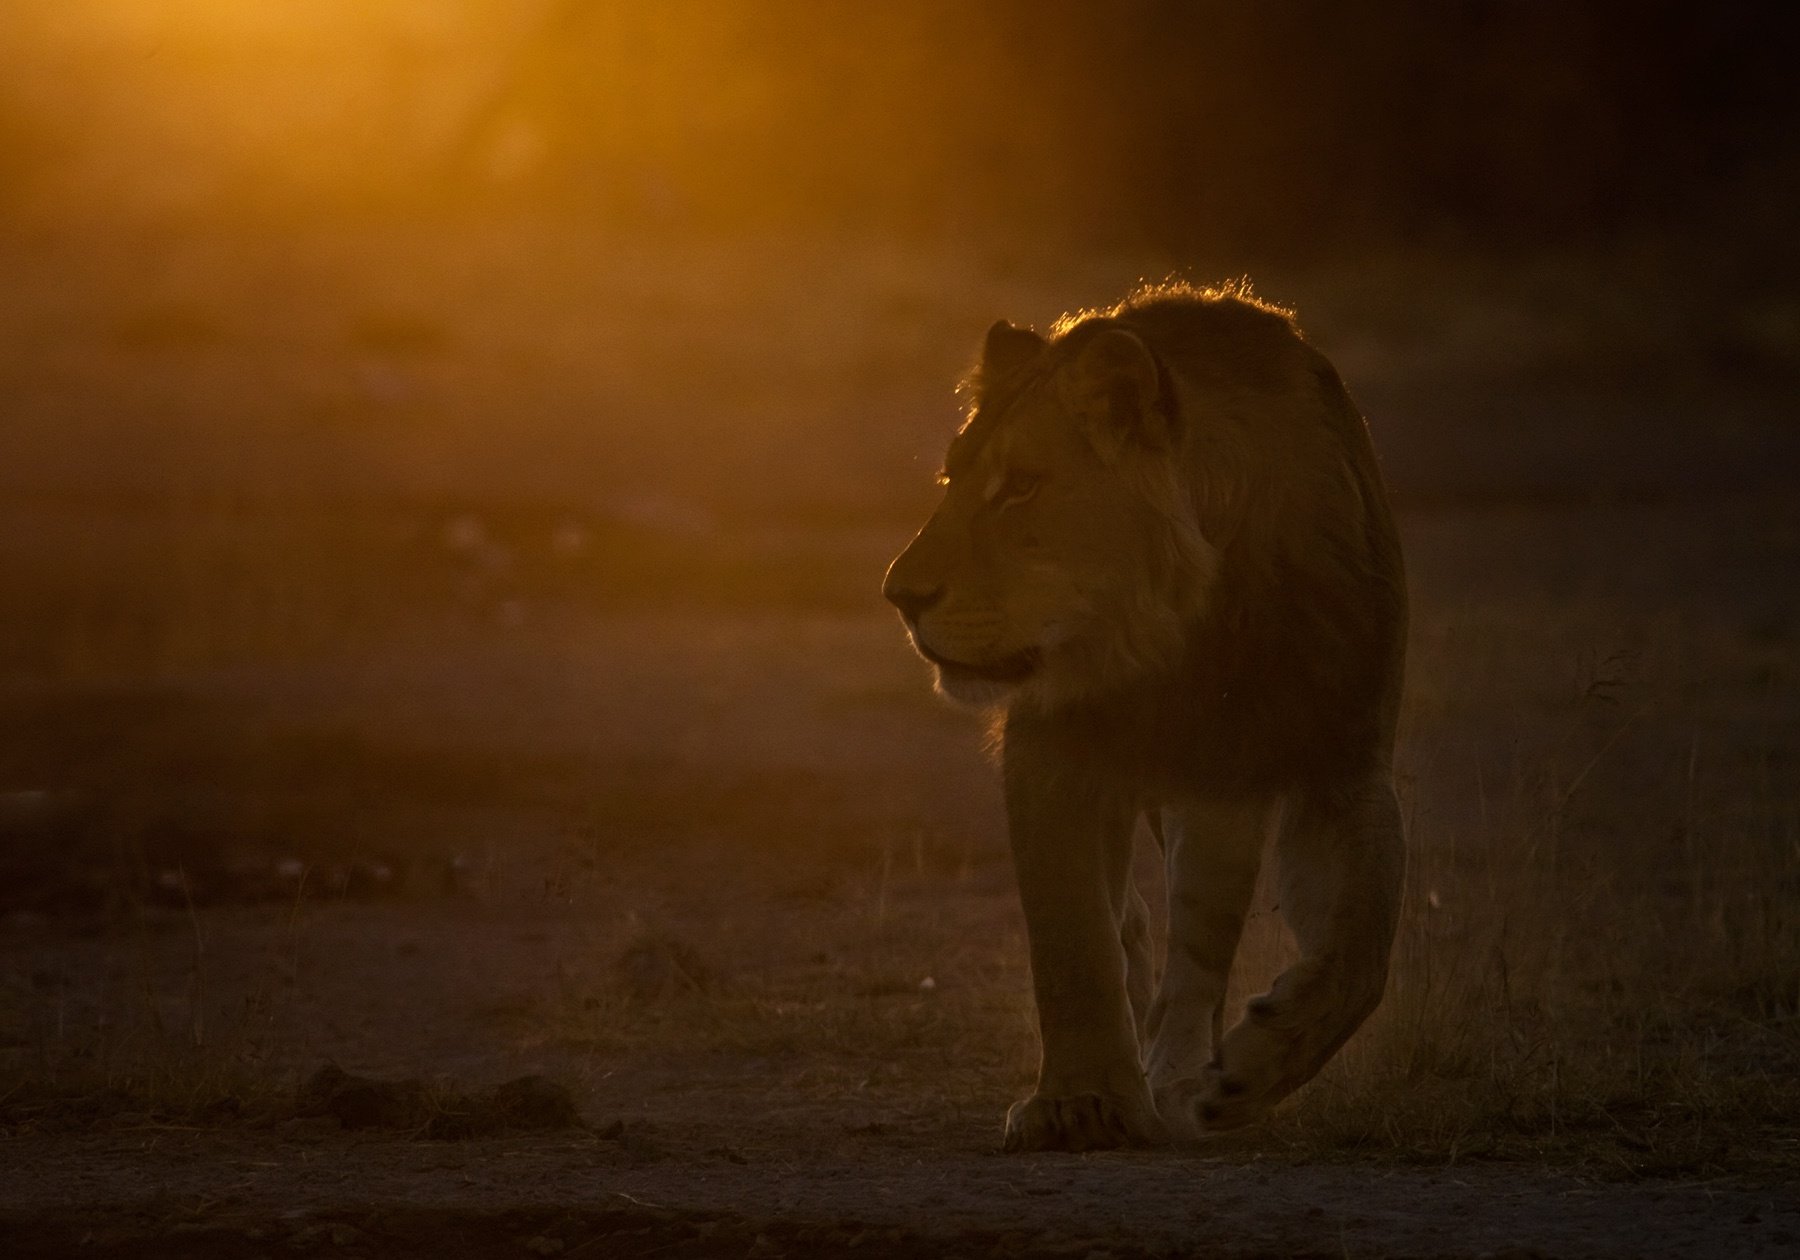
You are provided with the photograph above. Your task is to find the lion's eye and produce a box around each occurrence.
[992,469,1042,508]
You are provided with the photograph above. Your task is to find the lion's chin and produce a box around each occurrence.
[915,644,1042,710]
[932,666,1024,710]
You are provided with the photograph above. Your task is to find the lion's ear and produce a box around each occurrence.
[981,320,1047,380]
[1059,328,1169,461]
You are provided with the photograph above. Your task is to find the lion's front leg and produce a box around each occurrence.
[1001,724,1163,1152]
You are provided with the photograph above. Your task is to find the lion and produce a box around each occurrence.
[882,282,1407,1151]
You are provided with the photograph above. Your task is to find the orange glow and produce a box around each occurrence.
[1,5,1053,233]
[4,4,555,213]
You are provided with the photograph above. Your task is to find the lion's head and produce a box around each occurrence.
[883,315,1218,712]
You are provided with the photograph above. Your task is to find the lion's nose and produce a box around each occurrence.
[883,577,943,622]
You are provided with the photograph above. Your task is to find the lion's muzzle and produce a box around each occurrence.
[882,573,942,623]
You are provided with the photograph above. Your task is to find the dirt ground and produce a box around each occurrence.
[7,1132,1798,1258]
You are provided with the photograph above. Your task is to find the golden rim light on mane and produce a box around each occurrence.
[1045,276,1294,340]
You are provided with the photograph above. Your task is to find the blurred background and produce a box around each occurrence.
[1,1,1796,905]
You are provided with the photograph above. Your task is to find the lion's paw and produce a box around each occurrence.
[1149,1076,1210,1143]
[1002,1090,1166,1153]
[1192,1066,1272,1131]
[1190,996,1324,1130]
[1153,1061,1280,1135]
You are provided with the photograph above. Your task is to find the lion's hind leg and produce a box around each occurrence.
[1198,775,1404,1130]
[1120,858,1156,1045]
[1144,797,1275,1140]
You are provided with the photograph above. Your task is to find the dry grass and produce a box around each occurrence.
[1,896,302,1131]
[1260,817,1800,1175]
[1204,601,1800,1175]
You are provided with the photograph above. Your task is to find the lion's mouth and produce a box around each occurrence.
[914,639,1041,684]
